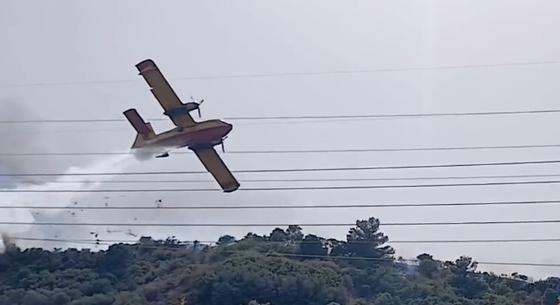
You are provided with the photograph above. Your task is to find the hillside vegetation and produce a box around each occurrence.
[1,217,559,305]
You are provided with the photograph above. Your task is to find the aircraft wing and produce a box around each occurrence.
[136,59,196,127]
[192,148,240,192]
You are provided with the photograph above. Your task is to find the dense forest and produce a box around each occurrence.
[1,217,559,305]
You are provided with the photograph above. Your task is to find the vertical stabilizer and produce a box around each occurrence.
[123,109,155,148]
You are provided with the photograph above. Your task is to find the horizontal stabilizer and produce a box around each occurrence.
[123,108,151,135]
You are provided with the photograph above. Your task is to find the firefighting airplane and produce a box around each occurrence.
[123,59,240,192]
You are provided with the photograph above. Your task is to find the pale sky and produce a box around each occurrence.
[1,0,560,279]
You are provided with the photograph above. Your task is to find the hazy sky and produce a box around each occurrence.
[1,0,560,278]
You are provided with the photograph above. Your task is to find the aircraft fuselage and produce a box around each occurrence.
[138,119,232,151]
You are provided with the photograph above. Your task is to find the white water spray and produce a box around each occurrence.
[0,154,137,251]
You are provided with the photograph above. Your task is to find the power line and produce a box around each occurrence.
[4,219,560,227]
[239,180,560,191]
[2,199,560,210]
[2,60,559,88]
[474,261,560,267]
[12,236,560,245]
[217,144,560,154]
[7,237,211,248]
[226,109,560,121]
[4,143,560,157]
[10,237,114,246]
[390,238,560,244]
[268,253,560,268]
[2,158,560,177]
[21,173,560,185]
[2,109,560,124]
[5,179,560,193]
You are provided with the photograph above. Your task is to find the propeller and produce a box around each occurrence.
[221,136,228,153]
[190,96,205,118]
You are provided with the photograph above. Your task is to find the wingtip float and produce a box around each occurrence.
[123,59,240,193]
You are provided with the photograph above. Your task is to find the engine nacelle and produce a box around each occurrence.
[163,102,200,117]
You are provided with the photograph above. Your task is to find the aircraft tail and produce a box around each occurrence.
[123,109,155,148]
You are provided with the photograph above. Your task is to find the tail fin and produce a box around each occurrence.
[124,109,151,135]
[123,109,155,148]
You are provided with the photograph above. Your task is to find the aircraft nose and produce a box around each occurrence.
[224,122,233,132]
[221,121,233,136]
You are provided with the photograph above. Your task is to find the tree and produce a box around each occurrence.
[298,234,327,256]
[190,255,348,305]
[68,294,114,305]
[102,245,131,278]
[164,236,184,248]
[511,272,529,281]
[248,301,270,305]
[286,225,304,242]
[346,217,394,260]
[327,238,348,257]
[243,233,266,242]
[21,290,50,305]
[445,256,487,298]
[52,291,71,305]
[0,255,8,272]
[446,256,478,276]
[482,293,517,305]
[542,288,558,305]
[417,253,440,278]
[269,228,288,242]
[217,235,236,246]
[373,293,401,305]
[113,291,148,305]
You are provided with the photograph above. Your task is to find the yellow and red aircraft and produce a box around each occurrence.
[123,59,240,192]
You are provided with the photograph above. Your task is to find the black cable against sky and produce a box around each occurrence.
[4,219,560,227]
[1,108,560,124]
[5,179,560,193]
[12,236,560,245]
[1,60,558,88]
[3,143,560,157]
[1,199,559,210]
[17,173,560,184]
[2,158,560,177]
[269,253,560,268]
